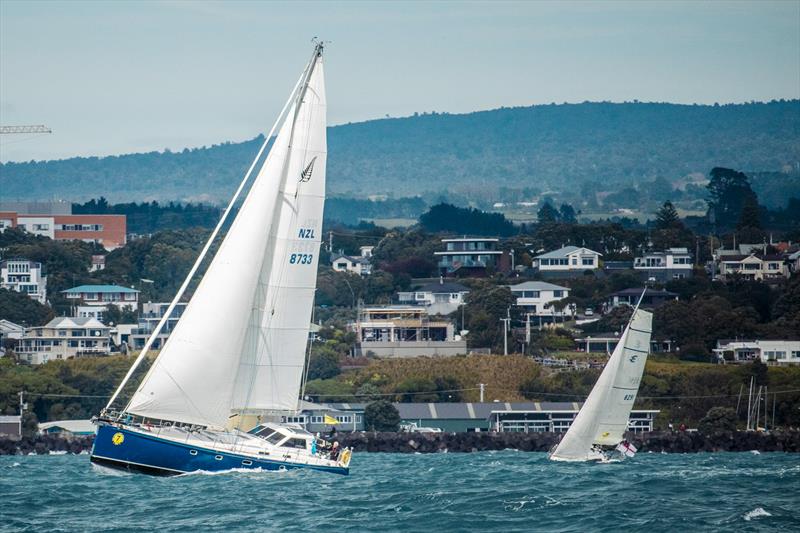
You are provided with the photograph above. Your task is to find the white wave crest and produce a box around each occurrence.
[49,450,69,455]
[750,450,761,455]
[178,466,291,477]
[743,507,771,521]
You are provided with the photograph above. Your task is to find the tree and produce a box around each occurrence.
[736,194,762,231]
[559,203,577,223]
[706,167,758,229]
[307,345,341,381]
[0,288,53,327]
[395,378,438,402]
[419,203,516,236]
[364,400,400,431]
[537,203,559,224]
[463,283,516,351]
[655,201,681,230]
[698,407,737,434]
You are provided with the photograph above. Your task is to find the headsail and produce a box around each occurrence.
[549,307,652,461]
[125,46,326,428]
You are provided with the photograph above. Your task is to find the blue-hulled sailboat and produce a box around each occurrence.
[91,42,351,476]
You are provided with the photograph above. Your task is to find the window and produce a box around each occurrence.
[582,258,594,266]
[284,438,308,450]
[571,258,578,265]
[214,455,223,460]
[521,290,539,298]
[242,460,253,466]
[553,290,564,298]
[189,450,198,456]
[284,416,306,424]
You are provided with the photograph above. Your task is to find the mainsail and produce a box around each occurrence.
[124,46,326,428]
[549,307,653,461]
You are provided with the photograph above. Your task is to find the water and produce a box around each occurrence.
[2,452,798,532]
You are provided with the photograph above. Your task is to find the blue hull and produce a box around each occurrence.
[90,423,348,476]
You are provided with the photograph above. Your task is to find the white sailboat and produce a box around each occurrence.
[90,42,352,476]
[549,300,653,462]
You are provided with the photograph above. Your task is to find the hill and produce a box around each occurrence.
[1,101,798,203]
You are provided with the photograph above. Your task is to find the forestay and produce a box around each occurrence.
[549,308,652,461]
[126,48,326,428]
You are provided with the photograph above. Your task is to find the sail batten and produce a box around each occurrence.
[125,46,326,428]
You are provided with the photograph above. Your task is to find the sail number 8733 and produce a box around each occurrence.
[289,253,313,265]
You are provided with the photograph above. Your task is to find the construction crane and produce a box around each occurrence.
[0,125,52,134]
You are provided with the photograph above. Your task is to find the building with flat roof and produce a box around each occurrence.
[714,339,800,365]
[606,288,678,310]
[130,301,188,349]
[509,281,572,319]
[634,247,693,281]
[435,237,503,276]
[0,415,22,439]
[0,258,47,304]
[397,279,470,316]
[16,317,111,365]
[0,211,126,250]
[62,285,139,311]
[350,305,466,358]
[574,332,675,354]
[38,419,96,437]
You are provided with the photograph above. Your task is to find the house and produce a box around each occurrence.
[62,285,139,311]
[397,279,470,315]
[331,247,372,275]
[508,281,572,319]
[280,401,365,433]
[606,288,678,310]
[130,302,188,350]
[532,246,601,275]
[713,340,800,365]
[349,305,466,358]
[16,317,111,365]
[89,255,106,272]
[786,250,800,275]
[634,247,693,281]
[574,332,675,354]
[0,211,126,250]
[0,415,22,439]
[0,319,25,356]
[38,419,95,436]
[716,254,789,281]
[0,258,47,304]
[434,237,503,276]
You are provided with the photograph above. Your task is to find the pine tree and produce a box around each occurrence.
[655,201,681,230]
[736,193,762,230]
[537,203,559,223]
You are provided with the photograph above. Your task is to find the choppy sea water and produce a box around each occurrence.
[1,451,798,532]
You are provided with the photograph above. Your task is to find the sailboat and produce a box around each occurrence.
[90,42,352,476]
[549,298,653,462]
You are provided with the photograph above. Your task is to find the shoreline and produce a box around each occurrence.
[2,430,798,456]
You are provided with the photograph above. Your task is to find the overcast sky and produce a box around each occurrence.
[1,0,798,162]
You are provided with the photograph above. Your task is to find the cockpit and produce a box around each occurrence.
[249,423,313,450]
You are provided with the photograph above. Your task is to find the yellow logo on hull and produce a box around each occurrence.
[112,432,125,445]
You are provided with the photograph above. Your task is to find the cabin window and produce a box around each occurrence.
[258,431,286,446]
[189,450,198,456]
[242,460,253,466]
[284,438,307,450]
[214,455,223,461]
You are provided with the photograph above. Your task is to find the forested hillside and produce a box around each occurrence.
[1,101,798,202]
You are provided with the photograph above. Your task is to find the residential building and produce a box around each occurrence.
[76,305,108,320]
[0,415,22,439]
[788,250,800,275]
[397,279,470,315]
[0,258,47,304]
[634,247,693,281]
[330,251,372,276]
[359,245,374,258]
[606,288,678,310]
[0,211,126,250]
[16,317,111,364]
[716,254,789,281]
[62,285,139,311]
[311,402,658,433]
[509,281,572,319]
[280,401,365,433]
[350,305,466,358]
[90,255,106,272]
[38,419,95,436]
[0,319,25,343]
[435,237,503,276]
[574,332,674,354]
[532,246,601,274]
[713,340,800,365]
[130,302,188,350]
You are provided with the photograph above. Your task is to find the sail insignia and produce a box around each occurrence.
[300,156,317,182]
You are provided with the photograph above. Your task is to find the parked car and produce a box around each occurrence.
[584,308,594,316]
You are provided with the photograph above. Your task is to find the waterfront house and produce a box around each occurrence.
[62,285,139,311]
[349,305,466,358]
[0,415,22,439]
[434,237,503,276]
[38,419,95,437]
[16,317,111,364]
[713,339,800,365]
[634,247,693,281]
[331,248,372,276]
[716,253,789,281]
[532,246,601,274]
[508,281,572,320]
[397,279,470,315]
[0,258,47,304]
[573,331,674,354]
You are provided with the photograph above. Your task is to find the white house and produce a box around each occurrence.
[16,317,111,365]
[397,279,469,315]
[62,284,139,311]
[0,258,47,304]
[435,237,503,275]
[130,301,188,350]
[509,281,572,318]
[532,246,601,272]
[714,340,800,365]
[331,248,372,276]
[716,254,789,281]
[634,247,693,281]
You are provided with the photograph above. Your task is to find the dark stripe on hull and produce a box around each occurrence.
[90,423,348,476]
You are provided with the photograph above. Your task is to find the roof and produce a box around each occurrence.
[0,319,25,332]
[509,281,569,292]
[440,237,499,242]
[533,246,602,259]
[330,253,370,265]
[38,419,95,434]
[415,281,469,293]
[42,316,108,329]
[0,415,21,423]
[62,285,139,294]
[610,288,677,298]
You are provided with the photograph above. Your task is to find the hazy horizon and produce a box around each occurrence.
[1,0,798,163]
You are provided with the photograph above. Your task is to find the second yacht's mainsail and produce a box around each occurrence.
[549,306,653,461]
[122,47,326,429]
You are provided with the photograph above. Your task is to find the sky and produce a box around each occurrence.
[1,0,798,162]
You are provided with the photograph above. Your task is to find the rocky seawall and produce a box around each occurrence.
[1,430,798,456]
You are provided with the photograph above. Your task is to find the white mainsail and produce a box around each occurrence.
[549,307,652,461]
[125,47,326,428]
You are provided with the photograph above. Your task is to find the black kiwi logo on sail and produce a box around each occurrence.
[300,157,317,182]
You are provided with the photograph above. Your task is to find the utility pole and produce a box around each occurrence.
[329,231,333,253]
[501,307,511,356]
[479,383,485,403]
[18,391,26,415]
